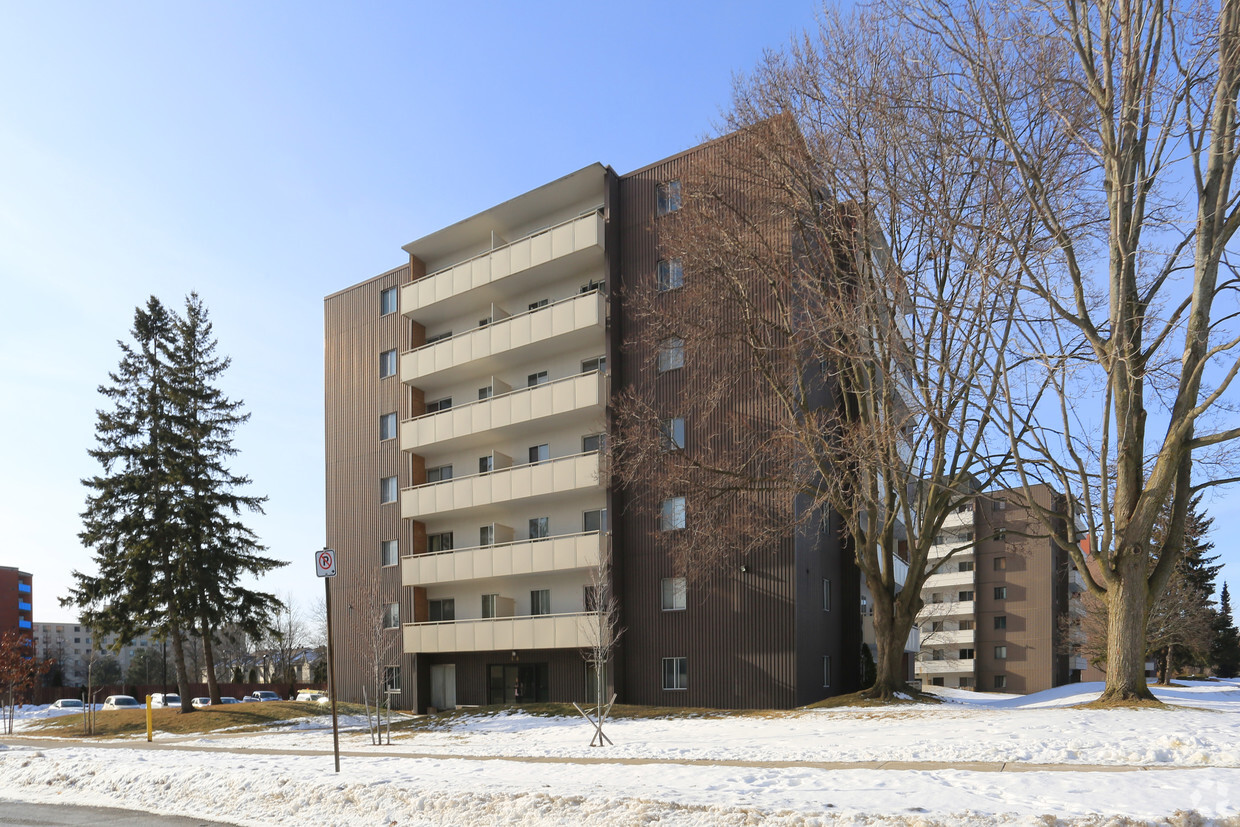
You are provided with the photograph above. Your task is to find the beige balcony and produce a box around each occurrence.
[403,531,603,587]
[920,628,975,647]
[401,290,606,395]
[922,599,975,619]
[940,507,974,530]
[401,370,606,456]
[404,611,600,654]
[402,211,605,319]
[916,658,975,675]
[400,450,603,521]
[922,569,976,590]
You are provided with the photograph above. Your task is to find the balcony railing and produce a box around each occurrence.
[401,370,607,454]
[403,611,601,654]
[400,449,604,520]
[919,628,975,646]
[915,658,975,675]
[400,289,606,393]
[403,530,604,586]
[921,569,976,590]
[402,210,605,317]
[921,599,975,618]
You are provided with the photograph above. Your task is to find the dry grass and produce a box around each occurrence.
[26,701,372,738]
[804,689,942,709]
[1074,697,1171,711]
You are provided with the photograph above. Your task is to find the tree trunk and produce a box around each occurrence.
[864,590,911,699]
[1100,553,1158,703]
[200,618,220,705]
[167,622,196,713]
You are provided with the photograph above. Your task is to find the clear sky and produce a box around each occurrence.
[2,1,1237,627]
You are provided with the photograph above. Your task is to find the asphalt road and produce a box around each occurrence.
[0,800,240,826]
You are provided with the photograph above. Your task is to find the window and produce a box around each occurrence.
[429,599,455,622]
[994,675,1007,689]
[382,603,400,629]
[995,645,1008,659]
[958,590,974,602]
[528,371,549,387]
[660,497,686,531]
[426,397,453,413]
[478,385,493,400]
[662,656,687,690]
[380,476,398,504]
[958,561,974,573]
[582,355,606,373]
[380,287,397,316]
[582,433,606,453]
[994,615,1007,630]
[529,517,550,539]
[379,412,398,441]
[661,577,687,611]
[823,655,832,688]
[528,298,549,311]
[384,666,401,693]
[959,648,975,659]
[479,456,494,474]
[426,465,453,483]
[379,349,397,378]
[583,509,607,533]
[381,540,399,567]
[580,278,605,294]
[657,180,682,215]
[958,677,973,688]
[660,417,686,451]
[996,529,1008,541]
[584,585,598,611]
[931,649,946,661]
[479,526,494,546]
[482,594,499,618]
[994,586,1008,600]
[994,556,1007,571]
[822,579,832,612]
[528,444,549,465]
[428,532,453,553]
[992,499,1007,511]
[425,331,452,344]
[530,589,551,616]
[656,337,685,372]
[959,620,975,631]
[657,258,684,291]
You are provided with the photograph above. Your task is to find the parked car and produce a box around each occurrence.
[250,690,281,702]
[217,696,241,704]
[240,696,261,703]
[150,693,182,708]
[189,697,212,709]
[295,691,329,704]
[49,698,84,710]
[101,695,141,710]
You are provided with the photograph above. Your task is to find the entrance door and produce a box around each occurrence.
[430,664,456,711]
[487,663,549,704]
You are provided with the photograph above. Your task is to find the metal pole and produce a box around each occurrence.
[325,573,340,773]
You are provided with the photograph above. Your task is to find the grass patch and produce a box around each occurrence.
[1074,697,1171,710]
[25,701,376,738]
[804,689,942,709]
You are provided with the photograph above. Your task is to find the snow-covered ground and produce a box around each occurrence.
[2,681,1239,826]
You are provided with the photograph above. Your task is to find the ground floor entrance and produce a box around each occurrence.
[487,663,549,705]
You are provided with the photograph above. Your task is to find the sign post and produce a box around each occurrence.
[317,547,341,773]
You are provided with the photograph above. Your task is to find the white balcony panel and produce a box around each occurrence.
[921,599,975,619]
[1070,655,1089,671]
[401,212,605,319]
[916,658,975,675]
[920,628,975,646]
[922,570,976,590]
[401,291,606,395]
[927,542,974,562]
[940,508,974,530]
[404,612,600,654]
[403,532,603,587]
[400,451,602,521]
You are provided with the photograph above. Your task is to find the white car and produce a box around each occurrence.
[295,692,329,704]
[150,693,181,708]
[50,698,84,710]
[189,697,212,709]
[101,695,141,710]
[250,691,281,702]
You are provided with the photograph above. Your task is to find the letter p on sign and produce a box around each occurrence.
[316,548,337,577]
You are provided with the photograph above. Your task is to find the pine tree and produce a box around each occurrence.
[170,294,285,704]
[1213,584,1240,678]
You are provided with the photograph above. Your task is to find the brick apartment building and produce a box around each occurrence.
[0,566,34,643]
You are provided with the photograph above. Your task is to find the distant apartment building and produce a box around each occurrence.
[0,566,34,642]
[915,485,1088,693]
[32,621,161,685]
[325,131,866,712]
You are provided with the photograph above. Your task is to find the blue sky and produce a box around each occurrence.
[3,0,1237,627]
[0,0,827,622]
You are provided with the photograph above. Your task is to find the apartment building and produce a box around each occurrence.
[325,132,863,712]
[0,566,33,642]
[32,621,161,685]
[915,485,1088,693]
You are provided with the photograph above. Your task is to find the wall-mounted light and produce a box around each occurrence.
[740,565,749,573]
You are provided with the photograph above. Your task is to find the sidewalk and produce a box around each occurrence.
[0,735,1204,773]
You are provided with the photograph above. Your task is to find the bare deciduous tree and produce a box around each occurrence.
[908,0,1240,702]
[577,537,623,745]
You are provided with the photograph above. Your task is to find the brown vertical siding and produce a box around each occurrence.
[324,264,417,709]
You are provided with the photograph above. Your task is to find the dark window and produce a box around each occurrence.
[994,557,1007,571]
[426,465,453,483]
[426,397,453,413]
[657,258,684,291]
[582,433,606,453]
[995,645,1008,659]
[425,331,452,344]
[479,525,494,546]
[380,287,397,316]
[428,532,453,553]
[994,675,1007,689]
[527,371,549,387]
[529,517,550,539]
[959,648,975,659]
[429,599,455,622]
[381,540,399,567]
[380,476,398,503]
[582,355,606,373]
[958,590,974,602]
[661,577,686,611]
[823,655,832,688]
[660,497,686,531]
[379,349,397,378]
[822,579,831,612]
[657,338,685,372]
[583,509,607,533]
[384,666,401,693]
[382,603,400,629]
[528,444,549,464]
[662,656,687,690]
[958,561,974,573]
[528,298,549,311]
[657,180,682,215]
[379,412,398,441]
[660,417,686,451]
[994,586,1008,600]
[994,615,1007,630]
[530,590,551,616]
[479,456,493,474]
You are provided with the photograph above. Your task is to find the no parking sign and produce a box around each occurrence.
[316,548,337,577]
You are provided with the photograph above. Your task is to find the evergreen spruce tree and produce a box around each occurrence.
[170,294,284,705]
[1213,584,1240,678]
[67,297,197,706]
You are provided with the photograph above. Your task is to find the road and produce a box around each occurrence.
[0,800,239,826]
